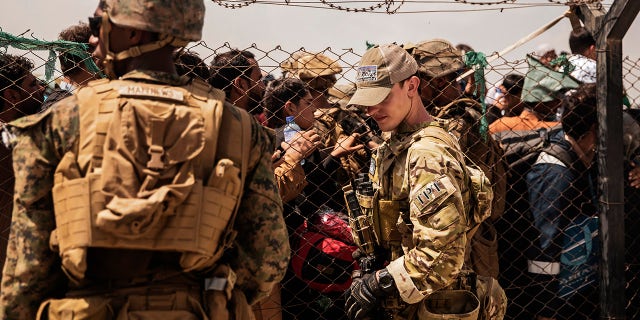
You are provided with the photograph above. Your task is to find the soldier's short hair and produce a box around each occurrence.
[173,50,210,81]
[58,22,93,77]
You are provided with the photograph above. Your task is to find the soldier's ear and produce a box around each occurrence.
[406,76,420,96]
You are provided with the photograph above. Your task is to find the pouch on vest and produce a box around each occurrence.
[37,297,113,320]
[466,220,499,279]
[475,275,507,320]
[116,291,207,320]
[420,290,480,320]
[465,164,493,227]
[51,79,240,282]
[377,199,402,246]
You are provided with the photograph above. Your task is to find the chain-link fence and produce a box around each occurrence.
[1,39,640,320]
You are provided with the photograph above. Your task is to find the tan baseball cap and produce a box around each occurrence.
[280,51,342,79]
[405,39,465,78]
[348,44,418,107]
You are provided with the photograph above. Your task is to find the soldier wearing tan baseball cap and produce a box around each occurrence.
[344,43,505,320]
[348,43,418,107]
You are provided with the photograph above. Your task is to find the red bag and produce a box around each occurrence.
[291,222,358,293]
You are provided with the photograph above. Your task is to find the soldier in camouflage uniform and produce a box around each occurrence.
[0,1,289,319]
[406,39,507,279]
[281,52,380,186]
[0,54,46,276]
[344,44,504,320]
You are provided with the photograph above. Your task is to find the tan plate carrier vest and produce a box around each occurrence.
[50,78,252,283]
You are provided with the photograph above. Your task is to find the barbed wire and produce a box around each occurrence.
[453,0,516,5]
[210,0,610,13]
[211,0,257,9]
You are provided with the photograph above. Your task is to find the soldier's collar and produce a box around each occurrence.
[388,120,436,152]
[394,120,433,136]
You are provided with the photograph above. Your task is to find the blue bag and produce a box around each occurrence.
[558,215,600,299]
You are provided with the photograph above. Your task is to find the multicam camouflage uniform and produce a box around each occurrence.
[371,119,506,320]
[371,119,471,318]
[406,39,507,280]
[0,1,289,319]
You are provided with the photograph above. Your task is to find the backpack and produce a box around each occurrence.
[434,99,506,279]
[435,98,507,221]
[50,78,253,282]
[491,125,570,174]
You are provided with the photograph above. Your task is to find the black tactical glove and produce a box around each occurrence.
[345,268,395,320]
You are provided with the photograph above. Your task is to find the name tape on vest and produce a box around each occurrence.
[118,86,185,102]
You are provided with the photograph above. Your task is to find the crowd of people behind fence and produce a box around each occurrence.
[0,2,639,319]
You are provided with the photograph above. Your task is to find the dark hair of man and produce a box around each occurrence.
[502,73,524,96]
[0,54,34,109]
[173,50,210,81]
[209,49,256,95]
[263,77,308,128]
[58,22,93,77]
[562,83,597,141]
[569,28,596,55]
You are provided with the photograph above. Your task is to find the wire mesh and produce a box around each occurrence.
[1,40,639,319]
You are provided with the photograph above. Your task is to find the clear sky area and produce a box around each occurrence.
[2,0,638,85]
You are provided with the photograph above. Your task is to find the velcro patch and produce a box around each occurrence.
[357,66,378,82]
[369,157,376,176]
[118,86,185,102]
[412,176,456,213]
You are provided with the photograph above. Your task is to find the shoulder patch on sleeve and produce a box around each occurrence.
[411,175,456,213]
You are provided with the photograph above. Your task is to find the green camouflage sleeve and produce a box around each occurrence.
[0,97,79,319]
[230,117,290,305]
[386,137,468,304]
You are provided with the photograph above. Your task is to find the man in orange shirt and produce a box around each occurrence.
[489,55,579,135]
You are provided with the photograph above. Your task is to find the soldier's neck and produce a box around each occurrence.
[124,50,177,76]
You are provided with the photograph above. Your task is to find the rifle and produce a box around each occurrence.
[342,174,380,273]
[344,175,396,320]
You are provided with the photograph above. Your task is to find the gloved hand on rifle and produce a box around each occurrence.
[345,268,396,320]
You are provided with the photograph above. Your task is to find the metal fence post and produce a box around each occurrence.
[581,1,640,319]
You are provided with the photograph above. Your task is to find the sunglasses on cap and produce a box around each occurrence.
[88,16,102,37]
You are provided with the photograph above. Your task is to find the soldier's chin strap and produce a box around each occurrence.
[99,11,190,79]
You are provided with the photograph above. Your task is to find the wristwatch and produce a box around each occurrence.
[377,268,396,295]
